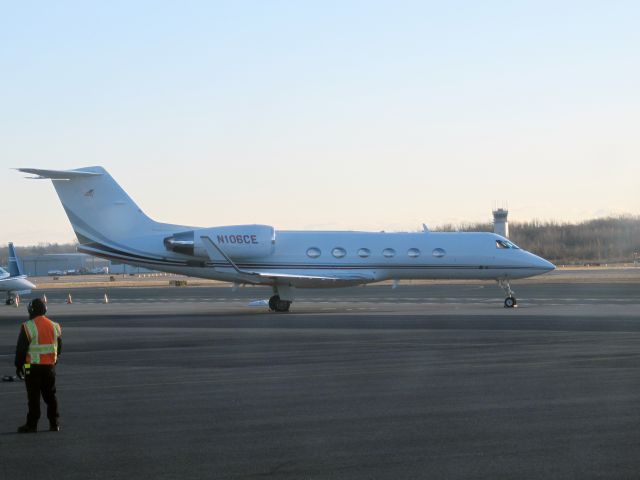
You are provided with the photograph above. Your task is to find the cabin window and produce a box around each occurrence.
[407,248,420,258]
[332,247,346,258]
[306,247,321,258]
[358,248,371,258]
[383,248,396,258]
[496,239,520,249]
[432,248,446,258]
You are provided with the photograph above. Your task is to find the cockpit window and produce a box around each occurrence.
[496,239,520,249]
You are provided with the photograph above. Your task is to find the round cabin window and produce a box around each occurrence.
[332,247,346,258]
[432,248,446,258]
[306,247,321,258]
[357,248,371,258]
[407,248,421,258]
[382,248,396,258]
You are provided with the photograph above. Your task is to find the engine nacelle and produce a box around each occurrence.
[164,224,275,259]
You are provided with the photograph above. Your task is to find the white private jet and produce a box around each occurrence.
[19,166,554,311]
[1,242,36,305]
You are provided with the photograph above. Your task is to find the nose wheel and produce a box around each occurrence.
[498,279,517,308]
[269,295,291,312]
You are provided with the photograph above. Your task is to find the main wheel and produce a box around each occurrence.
[6,298,14,305]
[504,296,517,308]
[268,295,280,311]
[276,300,291,312]
[268,295,291,312]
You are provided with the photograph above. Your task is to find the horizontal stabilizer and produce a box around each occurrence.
[17,168,103,180]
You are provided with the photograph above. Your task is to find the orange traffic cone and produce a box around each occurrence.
[42,294,48,304]
[15,295,20,308]
[103,292,109,304]
[66,293,73,304]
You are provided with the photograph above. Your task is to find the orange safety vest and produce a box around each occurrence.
[23,315,62,365]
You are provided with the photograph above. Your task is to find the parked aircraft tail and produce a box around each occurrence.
[17,167,175,246]
[8,242,24,277]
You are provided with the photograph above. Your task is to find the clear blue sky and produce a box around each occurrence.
[1,1,638,245]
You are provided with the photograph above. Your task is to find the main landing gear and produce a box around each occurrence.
[268,284,294,312]
[498,279,517,308]
[5,294,17,306]
[268,295,291,312]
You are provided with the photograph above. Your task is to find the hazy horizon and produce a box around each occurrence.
[2,1,638,245]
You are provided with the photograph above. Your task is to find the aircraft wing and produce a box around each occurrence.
[17,168,102,180]
[199,236,375,286]
[250,271,375,286]
[232,269,375,287]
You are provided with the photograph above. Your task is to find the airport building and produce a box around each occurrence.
[15,253,156,276]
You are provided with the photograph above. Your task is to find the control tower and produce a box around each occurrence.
[493,207,509,238]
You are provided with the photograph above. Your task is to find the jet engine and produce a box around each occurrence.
[164,224,275,259]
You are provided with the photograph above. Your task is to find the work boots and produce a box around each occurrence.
[17,424,37,433]
[17,424,59,432]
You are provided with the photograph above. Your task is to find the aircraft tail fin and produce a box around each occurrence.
[17,167,161,246]
[8,242,24,277]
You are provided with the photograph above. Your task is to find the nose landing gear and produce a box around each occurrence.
[498,279,517,308]
[503,296,517,308]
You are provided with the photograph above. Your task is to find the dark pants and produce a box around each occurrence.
[24,364,59,428]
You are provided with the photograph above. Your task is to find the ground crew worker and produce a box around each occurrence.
[14,297,62,433]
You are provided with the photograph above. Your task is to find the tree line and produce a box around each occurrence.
[437,215,640,264]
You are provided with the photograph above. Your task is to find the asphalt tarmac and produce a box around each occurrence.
[1,282,639,479]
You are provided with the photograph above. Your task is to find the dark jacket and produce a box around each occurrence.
[14,323,63,368]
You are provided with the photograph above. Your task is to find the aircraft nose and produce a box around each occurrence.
[535,256,555,272]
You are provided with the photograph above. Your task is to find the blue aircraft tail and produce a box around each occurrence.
[8,243,24,277]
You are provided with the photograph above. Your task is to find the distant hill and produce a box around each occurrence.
[1,216,639,267]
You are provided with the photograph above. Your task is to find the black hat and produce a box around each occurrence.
[28,298,47,318]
